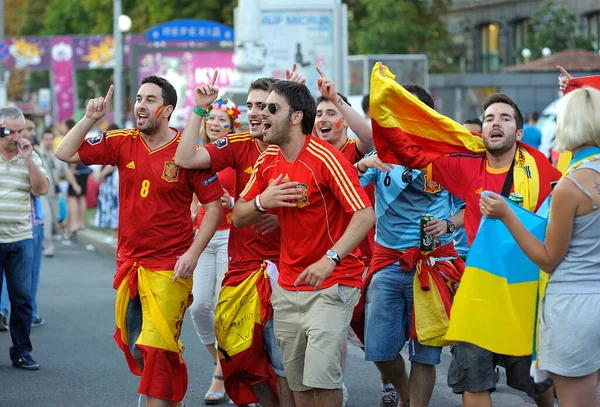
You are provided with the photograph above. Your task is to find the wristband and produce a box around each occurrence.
[356,160,366,174]
[228,196,235,209]
[254,194,267,212]
[193,106,210,119]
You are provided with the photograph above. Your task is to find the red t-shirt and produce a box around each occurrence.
[339,138,374,266]
[240,135,372,291]
[429,154,518,246]
[194,167,236,230]
[78,128,222,270]
[204,132,281,272]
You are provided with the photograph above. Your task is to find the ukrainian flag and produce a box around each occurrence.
[445,193,547,356]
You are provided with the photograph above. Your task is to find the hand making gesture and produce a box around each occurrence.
[85,85,114,121]
[195,70,220,110]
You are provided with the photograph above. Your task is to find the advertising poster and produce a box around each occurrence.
[260,10,335,94]
[136,49,234,129]
[50,36,75,123]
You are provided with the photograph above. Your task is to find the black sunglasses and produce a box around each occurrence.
[260,102,294,115]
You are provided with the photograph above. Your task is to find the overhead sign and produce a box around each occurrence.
[146,20,234,43]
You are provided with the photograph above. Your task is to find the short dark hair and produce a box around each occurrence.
[65,119,76,130]
[23,114,35,123]
[464,118,482,127]
[362,94,370,115]
[529,110,539,122]
[482,93,524,130]
[42,127,54,135]
[269,81,316,134]
[316,93,350,108]
[141,76,178,120]
[249,78,279,93]
[404,84,434,110]
[107,123,119,131]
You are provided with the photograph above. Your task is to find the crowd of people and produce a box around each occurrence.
[0,61,598,407]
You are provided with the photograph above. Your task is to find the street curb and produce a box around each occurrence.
[77,229,117,259]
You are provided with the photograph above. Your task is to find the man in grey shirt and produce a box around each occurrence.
[0,107,49,370]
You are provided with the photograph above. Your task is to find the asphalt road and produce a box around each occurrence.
[0,243,547,407]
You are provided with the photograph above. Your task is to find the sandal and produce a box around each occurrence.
[204,375,227,405]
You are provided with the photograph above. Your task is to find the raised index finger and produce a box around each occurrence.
[105,85,114,102]
[315,66,326,78]
[556,65,572,79]
[211,70,219,86]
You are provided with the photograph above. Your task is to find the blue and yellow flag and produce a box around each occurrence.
[445,193,547,356]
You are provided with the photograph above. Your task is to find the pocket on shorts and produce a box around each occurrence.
[338,285,360,308]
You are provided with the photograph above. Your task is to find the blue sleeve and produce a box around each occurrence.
[359,167,377,187]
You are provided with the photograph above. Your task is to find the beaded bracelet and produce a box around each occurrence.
[193,106,210,119]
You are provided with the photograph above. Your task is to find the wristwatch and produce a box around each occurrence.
[444,219,456,233]
[326,249,341,265]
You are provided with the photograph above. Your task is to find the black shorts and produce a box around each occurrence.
[67,173,89,197]
[447,342,553,399]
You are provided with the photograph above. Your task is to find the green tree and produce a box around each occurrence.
[348,0,458,72]
[525,0,595,59]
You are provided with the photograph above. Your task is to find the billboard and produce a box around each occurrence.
[133,47,234,130]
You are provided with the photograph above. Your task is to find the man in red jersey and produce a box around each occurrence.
[175,70,305,407]
[55,77,223,407]
[425,94,560,407]
[233,80,375,407]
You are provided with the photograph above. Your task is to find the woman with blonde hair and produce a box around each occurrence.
[480,86,600,407]
[189,98,240,405]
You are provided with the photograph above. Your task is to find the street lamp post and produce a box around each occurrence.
[113,0,131,127]
[521,48,532,64]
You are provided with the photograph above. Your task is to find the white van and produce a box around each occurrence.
[537,98,561,158]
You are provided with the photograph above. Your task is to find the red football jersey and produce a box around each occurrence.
[78,128,222,270]
[339,138,374,266]
[240,135,371,291]
[204,132,281,272]
[429,154,515,246]
[195,167,236,230]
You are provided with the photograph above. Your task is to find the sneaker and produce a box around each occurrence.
[380,389,399,407]
[12,355,40,370]
[0,314,7,332]
[494,367,500,384]
[342,383,349,407]
[31,316,45,327]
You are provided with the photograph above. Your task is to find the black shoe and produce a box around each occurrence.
[0,314,7,332]
[31,316,45,327]
[12,355,40,370]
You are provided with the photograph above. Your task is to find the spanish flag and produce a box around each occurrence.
[565,75,600,95]
[214,263,276,406]
[370,63,560,212]
[444,195,547,355]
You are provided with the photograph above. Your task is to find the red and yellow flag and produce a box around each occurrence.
[214,264,276,406]
[565,75,600,95]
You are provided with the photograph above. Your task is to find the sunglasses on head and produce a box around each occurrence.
[260,103,293,115]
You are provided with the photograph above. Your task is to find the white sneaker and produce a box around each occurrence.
[342,383,349,407]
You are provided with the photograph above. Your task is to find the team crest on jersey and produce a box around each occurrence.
[296,184,310,208]
[161,161,180,183]
[86,134,104,145]
[423,174,441,194]
[214,137,228,149]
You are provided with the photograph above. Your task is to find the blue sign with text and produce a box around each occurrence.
[146,20,234,43]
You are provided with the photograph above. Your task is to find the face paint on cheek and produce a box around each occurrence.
[223,124,230,129]
[155,106,164,118]
[335,118,343,129]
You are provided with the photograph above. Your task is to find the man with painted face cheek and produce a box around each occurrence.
[233,81,375,407]
[55,76,223,407]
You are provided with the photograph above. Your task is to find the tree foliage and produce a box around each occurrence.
[525,0,595,59]
[348,0,459,72]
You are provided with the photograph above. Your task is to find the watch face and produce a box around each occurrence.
[448,223,456,232]
[326,249,336,257]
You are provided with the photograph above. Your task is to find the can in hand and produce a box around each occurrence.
[420,214,435,251]
[508,192,524,206]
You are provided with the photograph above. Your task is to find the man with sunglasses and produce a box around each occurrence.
[175,69,306,407]
[55,77,223,407]
[0,107,49,370]
[232,80,375,407]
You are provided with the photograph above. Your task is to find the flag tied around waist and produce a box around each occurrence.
[444,193,548,355]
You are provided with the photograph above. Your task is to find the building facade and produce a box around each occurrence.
[445,0,600,73]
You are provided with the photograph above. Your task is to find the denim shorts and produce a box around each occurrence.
[364,262,442,365]
[263,317,285,377]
